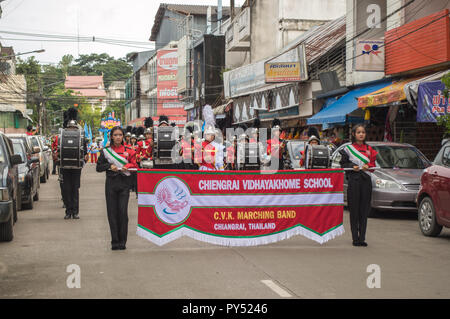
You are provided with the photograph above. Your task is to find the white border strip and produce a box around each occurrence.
[136,224,345,247]
[138,193,343,207]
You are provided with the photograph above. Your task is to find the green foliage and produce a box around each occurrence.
[437,72,450,137]
[15,53,132,135]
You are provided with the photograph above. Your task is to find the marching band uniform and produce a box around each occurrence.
[266,119,285,170]
[226,138,236,170]
[96,142,137,250]
[339,142,377,246]
[51,135,59,175]
[199,139,216,171]
[136,137,153,165]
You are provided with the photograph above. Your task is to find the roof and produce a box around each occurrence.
[150,3,233,41]
[65,76,104,89]
[0,46,14,57]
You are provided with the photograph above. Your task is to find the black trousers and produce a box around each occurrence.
[61,168,81,215]
[347,173,372,242]
[105,174,130,248]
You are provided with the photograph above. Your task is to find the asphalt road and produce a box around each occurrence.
[0,164,449,299]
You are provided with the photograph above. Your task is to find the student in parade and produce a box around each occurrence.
[339,124,377,247]
[124,126,132,146]
[266,118,286,170]
[180,125,196,169]
[158,115,169,127]
[61,108,89,220]
[130,129,138,150]
[300,135,320,167]
[136,117,154,166]
[51,134,59,174]
[89,140,99,163]
[198,124,224,171]
[96,126,137,251]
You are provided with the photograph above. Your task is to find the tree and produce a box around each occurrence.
[437,72,450,138]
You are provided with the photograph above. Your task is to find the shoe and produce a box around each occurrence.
[359,241,368,247]
[72,214,80,219]
[64,214,71,219]
[119,245,126,250]
[352,241,360,246]
[111,246,120,250]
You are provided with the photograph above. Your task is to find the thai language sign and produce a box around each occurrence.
[137,170,345,246]
[157,49,186,118]
[417,80,450,122]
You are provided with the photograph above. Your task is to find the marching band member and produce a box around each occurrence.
[130,129,138,150]
[180,125,196,169]
[339,124,377,247]
[124,126,132,146]
[266,118,286,170]
[199,125,224,171]
[158,115,169,127]
[225,136,237,170]
[136,118,154,166]
[96,126,137,251]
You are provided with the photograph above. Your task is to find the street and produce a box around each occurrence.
[0,163,449,299]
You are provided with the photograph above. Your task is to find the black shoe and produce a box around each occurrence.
[359,241,368,247]
[112,246,120,250]
[119,245,126,250]
[352,241,360,246]
[72,214,80,219]
[64,214,71,219]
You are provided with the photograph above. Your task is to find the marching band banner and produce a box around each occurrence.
[137,169,345,246]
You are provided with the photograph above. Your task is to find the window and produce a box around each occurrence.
[12,142,26,162]
[30,137,40,148]
[373,145,430,169]
[443,147,450,167]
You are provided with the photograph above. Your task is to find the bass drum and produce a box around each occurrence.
[59,129,83,169]
[305,145,330,169]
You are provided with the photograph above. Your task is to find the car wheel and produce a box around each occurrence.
[40,170,47,183]
[24,196,34,210]
[33,190,39,201]
[0,214,13,242]
[418,197,442,237]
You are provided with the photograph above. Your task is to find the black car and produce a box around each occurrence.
[0,132,23,242]
[12,139,40,210]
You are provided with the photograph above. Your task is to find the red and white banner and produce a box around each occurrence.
[137,169,345,246]
[157,49,186,118]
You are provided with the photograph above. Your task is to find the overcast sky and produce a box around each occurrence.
[0,0,244,65]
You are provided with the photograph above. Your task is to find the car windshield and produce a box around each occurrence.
[30,137,40,148]
[372,145,430,169]
[288,141,306,161]
[13,142,26,161]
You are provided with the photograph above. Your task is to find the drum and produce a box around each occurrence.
[305,145,330,169]
[59,128,84,169]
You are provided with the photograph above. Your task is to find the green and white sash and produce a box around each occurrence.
[103,147,130,176]
[344,144,370,169]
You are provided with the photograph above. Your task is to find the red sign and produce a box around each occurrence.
[157,49,186,118]
[137,169,345,246]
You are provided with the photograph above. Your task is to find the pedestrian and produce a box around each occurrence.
[339,124,377,247]
[90,140,98,163]
[96,126,137,250]
[51,134,59,175]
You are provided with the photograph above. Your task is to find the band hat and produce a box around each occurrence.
[308,135,320,144]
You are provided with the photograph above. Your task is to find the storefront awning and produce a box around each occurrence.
[404,70,449,107]
[307,80,392,126]
[357,78,420,108]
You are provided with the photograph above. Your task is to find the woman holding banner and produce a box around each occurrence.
[96,126,137,250]
[339,124,377,247]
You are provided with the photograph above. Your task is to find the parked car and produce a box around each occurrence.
[0,132,23,242]
[29,135,50,183]
[330,141,432,216]
[12,139,40,210]
[38,135,52,167]
[416,139,450,236]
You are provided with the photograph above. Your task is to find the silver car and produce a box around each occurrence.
[29,135,50,183]
[331,142,432,215]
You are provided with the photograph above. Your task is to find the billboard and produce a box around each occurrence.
[157,49,186,120]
